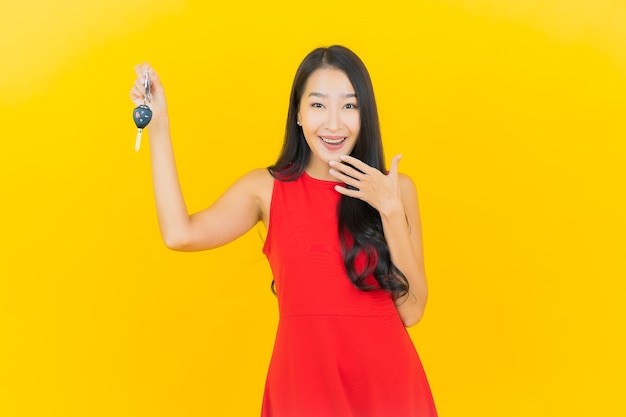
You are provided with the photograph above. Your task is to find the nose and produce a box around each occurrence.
[324,107,341,131]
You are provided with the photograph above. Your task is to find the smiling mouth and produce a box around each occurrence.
[320,136,346,145]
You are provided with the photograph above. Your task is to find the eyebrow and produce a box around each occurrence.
[308,92,357,98]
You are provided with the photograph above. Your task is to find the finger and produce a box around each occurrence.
[135,62,153,77]
[130,87,144,106]
[329,168,361,187]
[339,155,375,174]
[145,70,166,105]
[130,78,148,104]
[134,63,159,95]
[134,63,147,81]
[134,78,145,91]
[388,154,402,178]
[132,65,148,99]
[329,160,366,180]
[334,184,361,198]
[147,67,162,90]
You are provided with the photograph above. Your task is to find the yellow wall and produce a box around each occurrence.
[1,0,624,416]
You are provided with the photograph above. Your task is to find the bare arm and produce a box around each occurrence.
[130,64,271,251]
[329,155,428,327]
[380,174,428,327]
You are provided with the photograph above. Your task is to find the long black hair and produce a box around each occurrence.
[268,45,409,300]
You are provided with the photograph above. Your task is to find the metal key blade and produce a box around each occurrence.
[135,129,142,151]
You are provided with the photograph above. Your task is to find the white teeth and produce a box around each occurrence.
[321,137,345,144]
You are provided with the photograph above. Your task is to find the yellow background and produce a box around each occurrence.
[1,0,624,416]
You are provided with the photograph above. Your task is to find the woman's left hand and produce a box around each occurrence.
[329,154,404,216]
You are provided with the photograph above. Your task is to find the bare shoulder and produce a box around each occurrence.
[239,168,274,193]
[239,167,274,187]
[236,168,274,204]
[237,168,274,224]
[398,172,423,240]
[398,173,419,200]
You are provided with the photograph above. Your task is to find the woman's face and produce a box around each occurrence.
[298,67,360,180]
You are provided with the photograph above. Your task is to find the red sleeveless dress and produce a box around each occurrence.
[261,172,437,417]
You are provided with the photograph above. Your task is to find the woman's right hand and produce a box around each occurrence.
[130,63,169,130]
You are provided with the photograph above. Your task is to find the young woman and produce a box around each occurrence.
[130,45,437,417]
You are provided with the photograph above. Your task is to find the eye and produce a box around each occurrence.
[311,103,324,108]
[344,103,359,109]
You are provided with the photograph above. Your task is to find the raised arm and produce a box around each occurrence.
[130,64,272,252]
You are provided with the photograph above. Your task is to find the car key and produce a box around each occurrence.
[133,105,152,151]
[133,72,152,151]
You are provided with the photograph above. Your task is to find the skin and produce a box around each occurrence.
[297,68,360,180]
[130,65,428,327]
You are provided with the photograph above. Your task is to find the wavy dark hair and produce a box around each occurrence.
[267,45,409,300]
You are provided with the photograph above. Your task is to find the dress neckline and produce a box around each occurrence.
[302,171,343,186]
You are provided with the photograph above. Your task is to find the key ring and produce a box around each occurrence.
[143,71,151,105]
